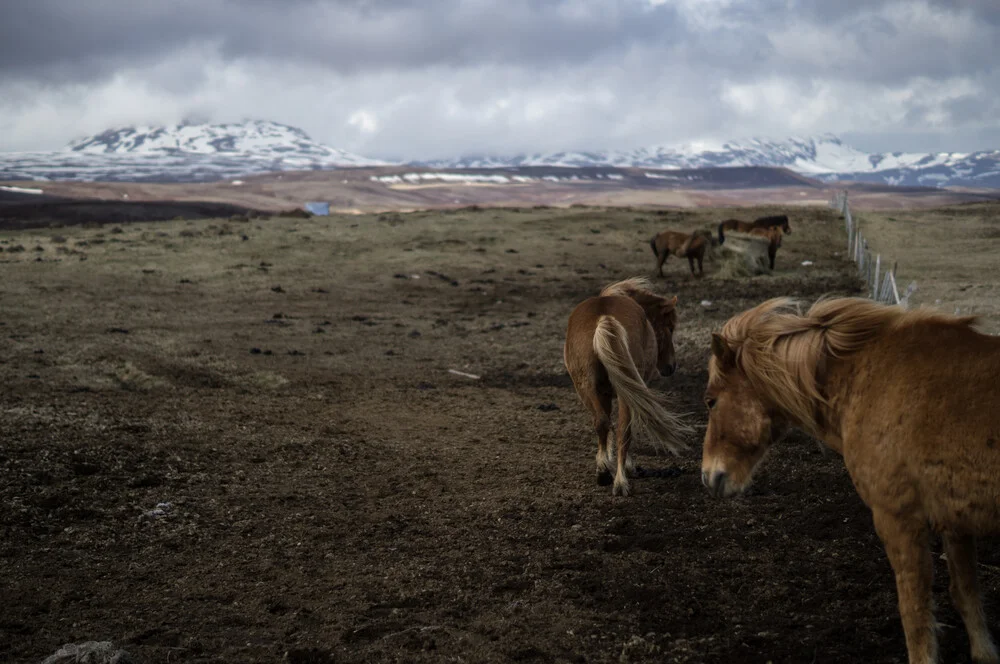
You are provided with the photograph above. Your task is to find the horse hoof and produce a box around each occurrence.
[596,470,613,486]
[612,482,631,497]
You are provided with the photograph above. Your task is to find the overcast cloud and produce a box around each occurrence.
[1,0,998,157]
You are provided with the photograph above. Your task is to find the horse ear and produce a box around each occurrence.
[663,295,678,311]
[711,333,735,366]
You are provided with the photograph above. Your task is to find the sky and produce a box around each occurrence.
[1,0,999,159]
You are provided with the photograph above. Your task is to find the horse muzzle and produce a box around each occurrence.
[702,469,731,498]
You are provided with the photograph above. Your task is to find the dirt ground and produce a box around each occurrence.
[2,205,997,663]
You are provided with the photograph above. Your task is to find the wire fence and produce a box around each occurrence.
[829,191,917,307]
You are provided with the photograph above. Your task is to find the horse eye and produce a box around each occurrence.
[705,397,717,410]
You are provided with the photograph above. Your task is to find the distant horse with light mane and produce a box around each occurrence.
[717,214,791,245]
[701,296,1000,664]
[564,278,692,496]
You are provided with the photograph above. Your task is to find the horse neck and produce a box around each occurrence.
[808,342,889,456]
[802,362,847,455]
[748,332,857,455]
[650,320,670,354]
[641,308,668,346]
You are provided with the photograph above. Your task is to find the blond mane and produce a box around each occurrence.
[714,297,979,434]
[600,277,657,299]
[600,277,677,329]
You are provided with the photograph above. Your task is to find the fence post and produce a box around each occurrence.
[873,254,881,299]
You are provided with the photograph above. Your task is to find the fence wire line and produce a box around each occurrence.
[829,191,917,307]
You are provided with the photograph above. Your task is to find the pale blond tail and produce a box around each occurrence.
[592,316,691,454]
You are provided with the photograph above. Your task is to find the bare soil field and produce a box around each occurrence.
[5,166,998,217]
[846,201,1000,332]
[1,204,997,663]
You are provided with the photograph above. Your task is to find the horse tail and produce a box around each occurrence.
[592,316,690,454]
[717,221,727,245]
[649,236,659,257]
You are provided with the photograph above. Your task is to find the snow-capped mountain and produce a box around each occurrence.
[414,135,858,171]
[67,120,378,162]
[415,135,1000,188]
[0,123,998,188]
[0,121,387,183]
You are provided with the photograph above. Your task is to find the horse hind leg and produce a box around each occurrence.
[873,511,937,664]
[587,389,614,486]
[612,401,633,496]
[943,534,999,663]
[655,250,668,278]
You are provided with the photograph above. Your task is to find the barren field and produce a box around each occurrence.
[844,201,1000,333]
[5,167,998,217]
[1,204,997,663]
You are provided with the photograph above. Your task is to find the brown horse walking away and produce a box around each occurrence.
[701,297,1000,664]
[748,226,783,270]
[717,214,792,245]
[564,278,692,496]
[649,229,714,276]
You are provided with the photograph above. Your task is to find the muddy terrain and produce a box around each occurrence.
[1,205,995,663]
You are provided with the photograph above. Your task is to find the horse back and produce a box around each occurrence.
[835,324,1000,532]
[753,214,790,232]
[652,230,686,254]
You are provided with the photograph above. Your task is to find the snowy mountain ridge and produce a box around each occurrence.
[416,134,997,187]
[0,121,997,188]
[66,120,384,165]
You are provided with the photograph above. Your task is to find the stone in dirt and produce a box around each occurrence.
[42,641,134,664]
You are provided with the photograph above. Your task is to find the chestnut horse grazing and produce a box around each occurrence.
[748,226,783,270]
[701,297,1000,664]
[649,230,713,276]
[564,278,692,496]
[717,214,791,245]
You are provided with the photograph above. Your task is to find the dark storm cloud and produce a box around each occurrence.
[2,0,994,91]
[0,0,685,84]
[1,0,999,154]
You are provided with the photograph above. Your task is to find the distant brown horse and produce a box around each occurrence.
[649,229,714,276]
[718,214,791,245]
[748,226,782,270]
[564,278,692,496]
[701,297,1000,664]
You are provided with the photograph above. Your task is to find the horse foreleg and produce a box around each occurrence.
[687,255,696,275]
[874,510,937,664]
[612,401,632,497]
[943,533,999,663]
